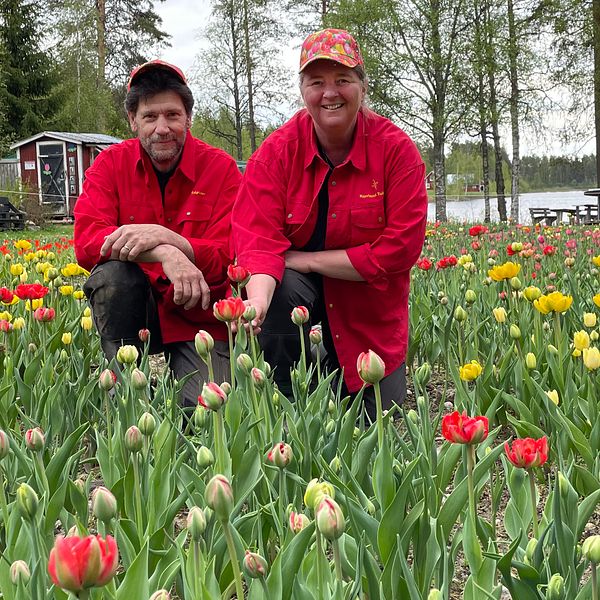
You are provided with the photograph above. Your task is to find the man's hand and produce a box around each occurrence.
[284,250,312,273]
[158,246,211,310]
[101,224,177,261]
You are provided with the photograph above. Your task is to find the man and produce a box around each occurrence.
[74,60,241,404]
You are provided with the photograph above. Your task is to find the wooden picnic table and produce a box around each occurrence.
[583,188,600,224]
[574,202,599,224]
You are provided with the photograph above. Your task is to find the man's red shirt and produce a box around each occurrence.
[232,109,427,391]
[74,134,241,343]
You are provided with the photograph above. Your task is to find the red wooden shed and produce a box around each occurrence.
[10,131,121,217]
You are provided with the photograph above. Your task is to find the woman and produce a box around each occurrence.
[232,29,427,419]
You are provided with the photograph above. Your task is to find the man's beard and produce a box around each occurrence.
[141,132,185,165]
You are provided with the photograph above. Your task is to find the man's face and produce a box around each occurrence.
[128,90,190,172]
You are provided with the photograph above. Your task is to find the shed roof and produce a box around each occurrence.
[11,131,122,149]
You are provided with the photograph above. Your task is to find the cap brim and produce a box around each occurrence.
[299,54,360,72]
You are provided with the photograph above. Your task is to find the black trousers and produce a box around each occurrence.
[259,269,406,421]
[83,260,229,405]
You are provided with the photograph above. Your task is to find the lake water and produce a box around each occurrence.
[427,190,596,224]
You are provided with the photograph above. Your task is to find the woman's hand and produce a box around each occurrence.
[232,273,277,334]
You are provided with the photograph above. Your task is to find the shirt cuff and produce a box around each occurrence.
[237,251,285,283]
[346,245,389,291]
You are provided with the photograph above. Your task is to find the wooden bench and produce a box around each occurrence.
[529,207,555,225]
[0,197,25,230]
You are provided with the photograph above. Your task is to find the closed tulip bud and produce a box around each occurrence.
[510,324,521,339]
[593,331,600,341]
[25,427,45,452]
[194,405,209,429]
[510,276,522,290]
[289,511,311,534]
[427,590,443,600]
[92,486,117,522]
[329,455,341,473]
[61,332,72,345]
[220,381,231,395]
[582,535,600,563]
[205,474,234,522]
[12,317,25,330]
[236,353,253,375]
[440,296,448,305]
[525,352,537,369]
[251,367,267,389]
[99,369,117,391]
[138,412,156,436]
[583,347,600,370]
[0,429,9,459]
[325,420,335,435]
[546,574,565,600]
[309,326,322,345]
[564,257,575,267]
[16,483,38,521]
[272,391,280,406]
[525,538,538,563]
[194,330,214,359]
[315,496,345,540]
[492,307,507,323]
[149,591,171,600]
[124,426,143,453]
[414,362,432,388]
[198,382,227,411]
[356,349,385,384]
[80,316,93,330]
[187,506,207,541]
[584,313,597,328]
[138,328,150,343]
[327,400,336,414]
[243,305,256,322]
[407,409,419,424]
[574,330,591,350]
[196,446,214,469]
[290,305,309,325]
[547,344,559,355]
[454,305,467,322]
[546,389,560,405]
[243,550,268,579]
[116,345,138,364]
[304,478,335,512]
[130,368,148,390]
[267,442,292,469]
[10,560,30,585]
[465,289,476,304]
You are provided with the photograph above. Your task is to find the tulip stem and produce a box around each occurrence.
[466,444,477,527]
[34,452,50,500]
[131,454,144,537]
[214,410,227,476]
[105,392,113,486]
[222,521,244,600]
[374,381,384,449]
[193,540,203,599]
[528,469,539,539]
[332,538,343,582]
[278,469,287,531]
[553,312,562,353]
[259,577,271,599]
[0,465,9,540]
[227,323,236,388]
[315,528,324,598]
[592,562,598,600]
[77,591,90,600]
[206,351,215,382]
[315,345,321,381]
[298,324,307,380]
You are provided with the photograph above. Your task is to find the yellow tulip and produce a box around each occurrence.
[534,291,573,314]
[61,263,90,278]
[573,348,582,358]
[493,307,507,323]
[23,252,36,262]
[594,294,600,308]
[583,347,600,370]
[12,317,25,330]
[13,239,31,251]
[525,352,537,369]
[459,360,483,381]
[458,254,473,266]
[61,332,72,345]
[83,307,91,317]
[574,330,591,351]
[488,261,521,282]
[9,264,24,276]
[546,389,559,405]
[80,316,93,331]
[25,299,43,311]
[0,312,11,322]
[1,295,19,306]
[593,256,600,267]
[73,290,85,300]
[59,286,74,296]
[584,313,597,328]
[523,286,542,302]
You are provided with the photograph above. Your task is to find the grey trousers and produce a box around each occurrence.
[83,260,230,405]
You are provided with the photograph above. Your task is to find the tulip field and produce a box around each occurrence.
[0,222,600,599]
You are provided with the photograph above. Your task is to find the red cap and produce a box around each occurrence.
[127,59,187,91]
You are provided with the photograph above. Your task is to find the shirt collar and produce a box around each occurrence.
[302,109,367,171]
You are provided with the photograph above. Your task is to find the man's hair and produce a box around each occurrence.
[125,68,194,116]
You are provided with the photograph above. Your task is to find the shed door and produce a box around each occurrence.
[38,142,66,207]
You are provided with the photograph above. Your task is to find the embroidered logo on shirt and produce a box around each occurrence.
[359,190,384,199]
[372,179,379,190]
[191,190,206,196]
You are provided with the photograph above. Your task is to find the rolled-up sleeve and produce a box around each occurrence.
[346,152,427,290]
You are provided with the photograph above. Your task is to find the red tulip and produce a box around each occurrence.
[227,264,251,284]
[469,225,488,236]
[357,349,385,384]
[291,305,309,325]
[504,436,548,469]
[416,257,433,271]
[33,307,55,322]
[441,411,488,445]
[0,287,14,304]
[213,297,245,322]
[48,534,118,592]
[14,283,49,300]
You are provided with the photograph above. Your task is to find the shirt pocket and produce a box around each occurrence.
[284,199,312,233]
[350,197,386,246]
[176,203,214,237]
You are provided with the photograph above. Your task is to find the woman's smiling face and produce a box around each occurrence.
[300,60,366,139]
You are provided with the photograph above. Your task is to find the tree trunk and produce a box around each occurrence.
[96,0,105,86]
[594,0,600,185]
[227,6,243,160]
[479,99,490,223]
[507,0,520,222]
[242,0,256,154]
[431,0,446,221]
[434,132,447,222]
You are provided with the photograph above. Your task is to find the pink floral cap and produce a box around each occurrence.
[299,29,364,72]
[127,59,187,91]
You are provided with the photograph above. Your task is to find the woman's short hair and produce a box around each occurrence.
[124,69,194,116]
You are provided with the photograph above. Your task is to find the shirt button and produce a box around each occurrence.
[329,303,333,308]
[335,334,340,339]
[287,213,293,219]
[331,213,336,219]
[378,216,383,223]
[129,216,134,221]
[331,181,337,186]
[167,217,172,223]
[186,211,191,216]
